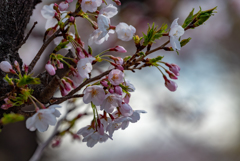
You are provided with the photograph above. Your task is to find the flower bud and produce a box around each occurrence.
[62,80,71,92]
[163,75,178,92]
[113,0,121,6]
[166,63,180,76]
[101,80,109,87]
[108,88,114,94]
[0,61,13,73]
[166,70,178,80]
[45,63,56,75]
[14,60,20,72]
[110,46,127,53]
[114,86,122,95]
[24,64,29,73]
[59,2,69,11]
[69,16,75,22]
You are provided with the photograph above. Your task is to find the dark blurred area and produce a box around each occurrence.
[1,0,240,161]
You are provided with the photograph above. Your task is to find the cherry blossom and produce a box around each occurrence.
[81,0,102,13]
[100,93,122,113]
[41,4,68,29]
[108,69,124,85]
[119,103,133,117]
[124,79,135,92]
[99,4,118,18]
[114,110,147,129]
[77,57,95,79]
[83,85,105,105]
[26,105,61,132]
[0,61,13,73]
[115,22,136,41]
[169,18,185,51]
[97,14,111,40]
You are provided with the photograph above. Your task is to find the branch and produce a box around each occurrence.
[53,70,112,104]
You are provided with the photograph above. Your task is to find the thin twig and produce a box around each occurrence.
[14,21,38,51]
[28,28,61,73]
[53,70,112,105]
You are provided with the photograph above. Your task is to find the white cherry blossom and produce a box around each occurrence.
[81,0,102,13]
[77,57,95,79]
[26,105,61,132]
[115,22,136,41]
[108,69,124,85]
[99,4,118,18]
[83,85,105,105]
[100,93,122,113]
[97,14,110,40]
[88,29,114,45]
[169,18,185,51]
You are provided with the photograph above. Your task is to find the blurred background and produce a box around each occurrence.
[1,0,240,160]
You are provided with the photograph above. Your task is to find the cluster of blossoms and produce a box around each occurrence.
[0,0,216,151]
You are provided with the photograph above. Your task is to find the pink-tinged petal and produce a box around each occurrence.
[45,64,56,75]
[0,61,13,73]
[119,103,133,117]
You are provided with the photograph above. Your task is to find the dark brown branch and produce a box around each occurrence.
[53,70,112,104]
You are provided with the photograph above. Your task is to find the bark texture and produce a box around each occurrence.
[0,0,41,119]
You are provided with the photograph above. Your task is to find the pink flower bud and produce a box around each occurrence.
[115,46,127,53]
[62,80,71,92]
[166,63,180,76]
[59,2,69,11]
[45,63,56,75]
[0,61,13,73]
[166,70,178,80]
[113,0,121,5]
[119,103,133,117]
[108,88,114,94]
[101,80,109,87]
[57,60,64,69]
[72,134,81,140]
[69,16,75,22]
[114,86,122,95]
[60,85,68,96]
[24,64,28,73]
[52,138,61,148]
[163,76,178,92]
[14,60,20,72]
[65,77,76,89]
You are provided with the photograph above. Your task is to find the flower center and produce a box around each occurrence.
[85,1,92,5]
[173,30,179,37]
[111,74,119,81]
[90,89,98,97]
[107,96,113,103]
[38,113,43,120]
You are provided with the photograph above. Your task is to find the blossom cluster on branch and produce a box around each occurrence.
[0,0,216,157]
